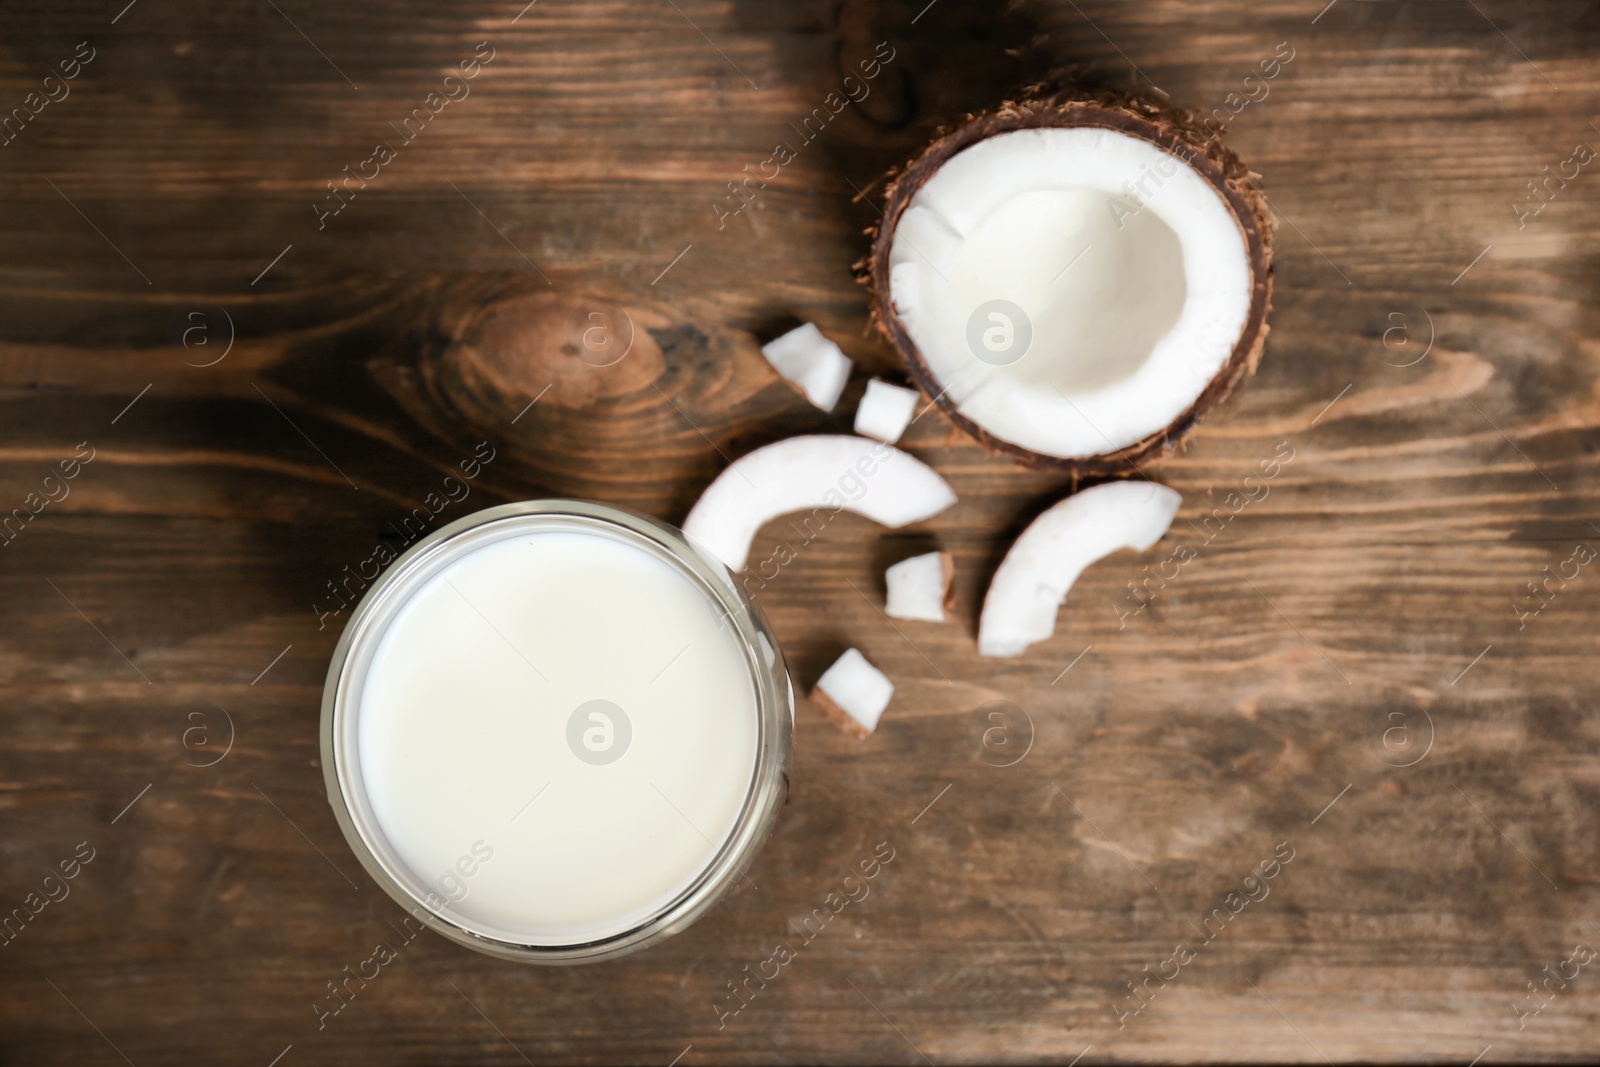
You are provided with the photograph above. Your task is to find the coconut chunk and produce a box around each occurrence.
[681,435,957,572]
[885,551,953,622]
[811,648,893,738]
[853,379,920,444]
[978,481,1180,658]
[760,322,852,412]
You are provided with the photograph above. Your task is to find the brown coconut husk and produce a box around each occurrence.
[809,685,874,740]
[936,550,955,619]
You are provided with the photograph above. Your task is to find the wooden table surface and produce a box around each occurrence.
[3,0,1600,1062]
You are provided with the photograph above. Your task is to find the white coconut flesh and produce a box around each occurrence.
[814,647,894,735]
[885,551,952,622]
[681,435,957,573]
[853,378,920,444]
[978,481,1180,657]
[760,322,853,412]
[888,127,1253,460]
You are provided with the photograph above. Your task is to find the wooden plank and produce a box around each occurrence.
[2,0,1600,1062]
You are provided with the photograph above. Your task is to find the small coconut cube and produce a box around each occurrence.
[811,648,893,739]
[760,322,852,412]
[853,378,920,444]
[885,550,953,622]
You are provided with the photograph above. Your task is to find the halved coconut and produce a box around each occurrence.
[811,648,893,738]
[681,435,957,572]
[761,322,853,412]
[867,92,1273,474]
[978,481,1180,658]
[854,378,920,444]
[885,550,954,622]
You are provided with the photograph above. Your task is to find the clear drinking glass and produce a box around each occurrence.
[320,499,793,963]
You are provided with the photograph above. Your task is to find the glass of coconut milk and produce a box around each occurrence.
[321,500,793,963]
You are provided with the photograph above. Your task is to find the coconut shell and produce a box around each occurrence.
[937,550,955,618]
[862,88,1275,477]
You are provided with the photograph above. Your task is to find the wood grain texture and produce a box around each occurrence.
[3,0,1600,1062]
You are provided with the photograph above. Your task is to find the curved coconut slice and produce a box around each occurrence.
[868,92,1273,475]
[682,435,956,572]
[885,550,953,622]
[761,322,853,412]
[854,378,920,444]
[978,481,1180,658]
[811,648,893,738]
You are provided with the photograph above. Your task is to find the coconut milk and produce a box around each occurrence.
[323,502,791,962]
